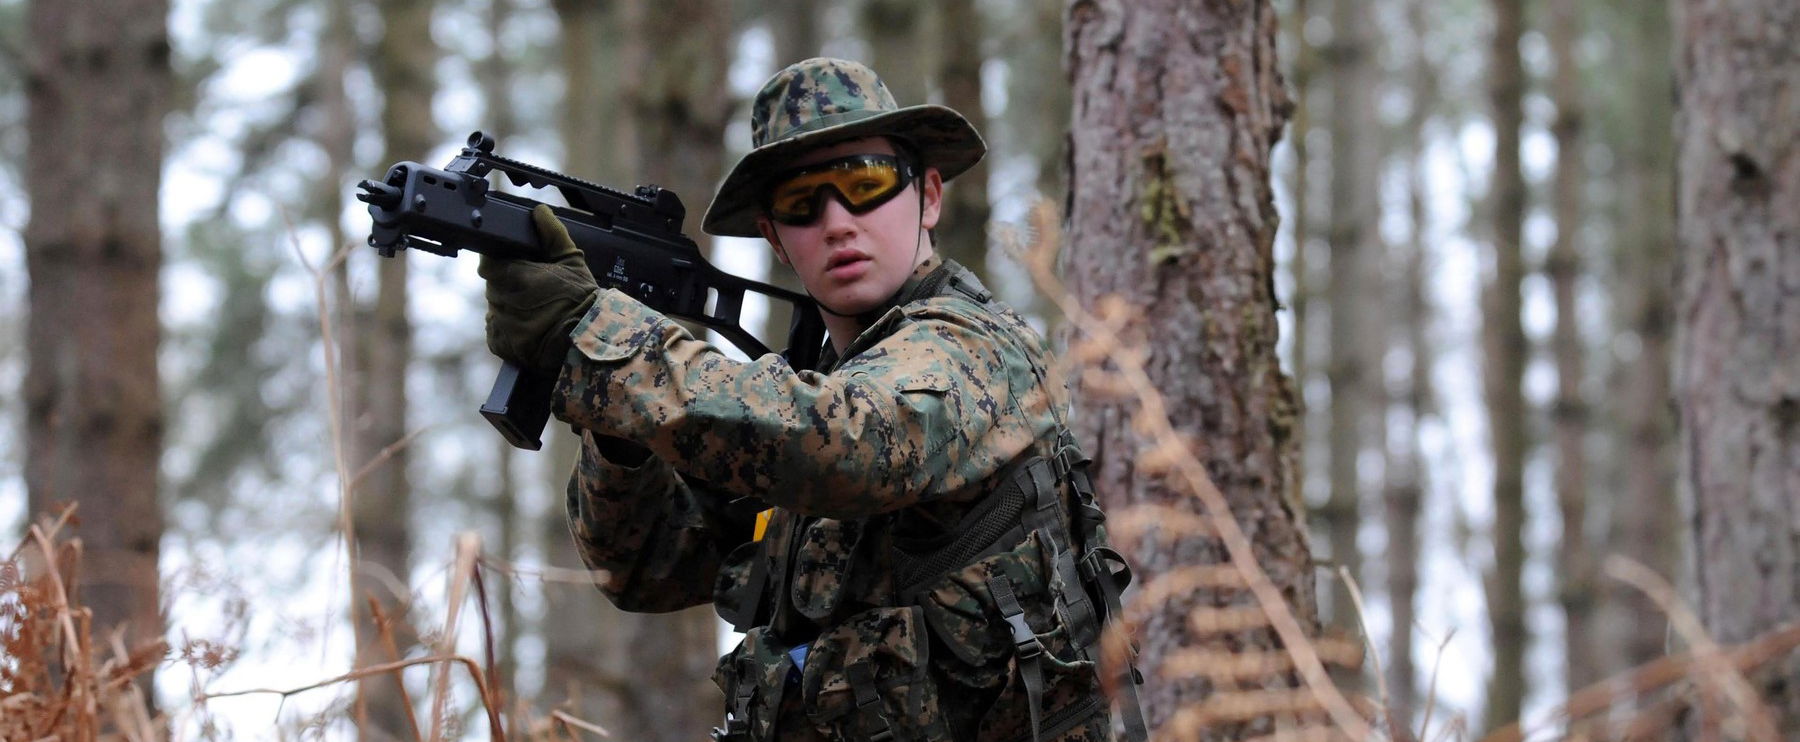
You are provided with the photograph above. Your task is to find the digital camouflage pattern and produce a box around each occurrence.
[556,258,1116,740]
[555,256,1059,518]
[702,57,987,238]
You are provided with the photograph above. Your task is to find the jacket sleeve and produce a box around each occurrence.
[565,428,753,612]
[550,288,1058,519]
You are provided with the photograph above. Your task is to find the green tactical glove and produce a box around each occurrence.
[480,204,599,375]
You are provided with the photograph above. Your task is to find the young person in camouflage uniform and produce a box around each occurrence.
[480,58,1144,742]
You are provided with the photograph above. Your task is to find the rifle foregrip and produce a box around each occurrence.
[480,361,555,450]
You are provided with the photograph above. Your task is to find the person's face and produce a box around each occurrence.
[755,137,943,316]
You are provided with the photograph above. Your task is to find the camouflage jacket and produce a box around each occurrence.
[553,258,1115,741]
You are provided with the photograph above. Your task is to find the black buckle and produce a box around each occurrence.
[710,714,749,742]
[848,662,896,742]
[1004,612,1044,660]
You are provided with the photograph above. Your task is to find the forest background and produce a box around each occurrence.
[2,0,1795,740]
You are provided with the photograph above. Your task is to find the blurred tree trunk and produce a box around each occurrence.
[479,0,522,696]
[932,0,990,282]
[1606,0,1678,687]
[769,0,821,64]
[541,0,627,730]
[539,2,733,740]
[352,0,436,737]
[1026,0,1069,201]
[1673,0,1800,736]
[478,0,517,142]
[859,0,928,105]
[1323,0,1378,635]
[1546,0,1601,701]
[1285,0,1315,469]
[1480,0,1528,732]
[761,0,821,348]
[1384,0,1436,723]
[22,0,170,709]
[1065,1,1316,736]
[620,2,733,739]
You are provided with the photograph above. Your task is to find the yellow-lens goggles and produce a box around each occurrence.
[765,154,916,225]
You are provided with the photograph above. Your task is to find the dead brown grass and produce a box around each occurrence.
[2,506,167,741]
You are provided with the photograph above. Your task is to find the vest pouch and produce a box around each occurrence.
[800,605,953,742]
[791,517,867,622]
[911,532,1073,677]
[714,538,763,631]
[712,626,795,741]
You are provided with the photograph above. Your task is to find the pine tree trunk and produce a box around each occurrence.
[1285,0,1315,478]
[1323,0,1379,635]
[22,0,170,707]
[1065,1,1315,735]
[1545,0,1601,699]
[1673,0,1800,735]
[1608,0,1678,686]
[858,0,928,106]
[932,0,990,282]
[761,0,821,347]
[1384,0,1437,721]
[616,2,734,738]
[541,0,630,731]
[352,0,436,736]
[1480,0,1529,732]
[478,0,522,697]
[539,3,734,739]
[768,0,820,64]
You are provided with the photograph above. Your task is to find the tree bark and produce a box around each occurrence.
[351,0,436,736]
[932,0,991,283]
[1323,0,1379,635]
[1065,0,1315,736]
[1545,0,1601,700]
[1673,0,1800,736]
[22,0,170,709]
[1480,0,1529,732]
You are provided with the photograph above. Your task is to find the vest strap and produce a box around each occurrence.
[846,661,897,742]
[988,574,1046,742]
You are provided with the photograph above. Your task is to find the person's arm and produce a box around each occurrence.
[565,429,753,612]
[551,289,1058,519]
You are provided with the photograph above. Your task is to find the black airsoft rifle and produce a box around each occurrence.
[356,131,825,451]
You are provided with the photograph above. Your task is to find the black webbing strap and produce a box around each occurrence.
[846,661,897,742]
[1086,548,1149,742]
[1058,438,1150,742]
[988,574,1046,742]
[710,663,757,742]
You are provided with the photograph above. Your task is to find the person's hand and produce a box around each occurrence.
[480,204,598,374]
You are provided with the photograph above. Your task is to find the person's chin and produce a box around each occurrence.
[821,285,888,315]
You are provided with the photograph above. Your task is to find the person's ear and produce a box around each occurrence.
[756,215,791,266]
[919,167,944,230]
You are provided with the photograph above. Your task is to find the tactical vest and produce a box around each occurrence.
[710,265,1148,742]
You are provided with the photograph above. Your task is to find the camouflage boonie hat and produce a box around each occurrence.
[702,57,987,238]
